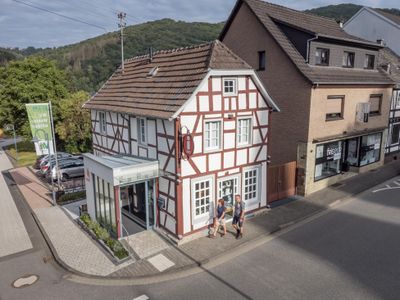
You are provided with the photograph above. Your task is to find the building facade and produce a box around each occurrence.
[83,41,279,240]
[221,0,394,196]
[344,7,400,56]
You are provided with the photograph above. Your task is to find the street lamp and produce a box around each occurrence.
[32,129,56,206]
[4,124,18,164]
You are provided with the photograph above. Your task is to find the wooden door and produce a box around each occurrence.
[267,161,297,203]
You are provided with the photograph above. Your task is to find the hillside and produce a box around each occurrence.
[305,3,400,22]
[3,19,222,92]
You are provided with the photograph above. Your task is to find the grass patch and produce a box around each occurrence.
[80,214,129,260]
[4,141,37,167]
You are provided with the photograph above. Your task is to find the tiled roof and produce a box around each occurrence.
[374,9,400,26]
[224,0,394,85]
[84,40,252,118]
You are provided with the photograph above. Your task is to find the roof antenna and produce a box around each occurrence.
[149,47,153,62]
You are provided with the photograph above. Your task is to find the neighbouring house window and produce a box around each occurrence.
[237,118,252,146]
[369,94,382,116]
[391,124,400,145]
[223,78,237,96]
[342,51,355,68]
[194,179,211,217]
[346,138,360,166]
[244,168,258,202]
[359,133,382,166]
[326,96,344,121]
[99,112,107,134]
[204,120,221,151]
[258,51,266,71]
[138,117,147,144]
[395,91,400,108]
[94,175,117,236]
[315,48,330,66]
[314,141,343,181]
[364,54,375,69]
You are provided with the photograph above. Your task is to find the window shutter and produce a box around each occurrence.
[369,95,381,114]
[326,97,343,115]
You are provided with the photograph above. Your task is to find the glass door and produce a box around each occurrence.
[218,176,239,220]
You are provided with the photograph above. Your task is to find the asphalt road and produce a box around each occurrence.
[1,166,399,299]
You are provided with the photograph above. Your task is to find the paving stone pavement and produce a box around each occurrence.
[34,206,134,276]
[0,149,32,258]
[123,230,170,259]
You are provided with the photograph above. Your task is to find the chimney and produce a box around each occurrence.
[337,20,343,28]
[377,39,385,46]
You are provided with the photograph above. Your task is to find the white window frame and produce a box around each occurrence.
[99,111,107,135]
[223,78,237,96]
[237,116,253,147]
[137,117,147,145]
[204,119,222,152]
[191,176,214,220]
[395,91,400,109]
[242,166,260,205]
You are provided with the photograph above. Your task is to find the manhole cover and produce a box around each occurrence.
[12,275,39,288]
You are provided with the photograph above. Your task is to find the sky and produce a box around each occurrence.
[0,0,398,48]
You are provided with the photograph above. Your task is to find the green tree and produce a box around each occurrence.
[0,57,68,137]
[56,91,92,153]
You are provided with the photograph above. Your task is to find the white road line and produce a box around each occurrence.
[133,295,149,300]
[394,181,400,186]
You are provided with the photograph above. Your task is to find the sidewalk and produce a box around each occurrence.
[7,159,400,278]
[0,148,32,258]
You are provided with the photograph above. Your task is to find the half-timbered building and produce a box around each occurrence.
[83,40,279,241]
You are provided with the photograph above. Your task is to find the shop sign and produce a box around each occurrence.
[374,143,380,150]
[326,143,342,161]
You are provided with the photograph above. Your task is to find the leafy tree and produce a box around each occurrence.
[55,91,92,153]
[0,57,68,137]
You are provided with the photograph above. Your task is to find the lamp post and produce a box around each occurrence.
[32,130,56,206]
[4,124,18,164]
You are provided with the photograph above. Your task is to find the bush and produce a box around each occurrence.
[58,191,86,203]
[79,214,128,259]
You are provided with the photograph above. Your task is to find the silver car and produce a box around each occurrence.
[47,160,84,181]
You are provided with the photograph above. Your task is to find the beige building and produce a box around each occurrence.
[221,0,395,196]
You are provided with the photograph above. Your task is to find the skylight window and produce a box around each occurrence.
[148,66,159,77]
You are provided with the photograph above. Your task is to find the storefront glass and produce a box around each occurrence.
[314,141,342,181]
[93,175,117,237]
[359,133,382,166]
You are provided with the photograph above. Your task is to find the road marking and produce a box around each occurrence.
[394,181,400,186]
[329,200,342,207]
[133,295,149,300]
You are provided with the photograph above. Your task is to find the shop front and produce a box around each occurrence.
[313,131,384,183]
[83,154,160,239]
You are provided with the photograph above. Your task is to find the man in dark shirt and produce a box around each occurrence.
[232,194,245,239]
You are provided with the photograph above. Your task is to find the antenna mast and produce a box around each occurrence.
[118,11,126,73]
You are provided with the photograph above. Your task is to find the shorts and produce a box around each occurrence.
[216,218,225,226]
[232,215,243,227]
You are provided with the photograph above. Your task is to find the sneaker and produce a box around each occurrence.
[235,231,240,239]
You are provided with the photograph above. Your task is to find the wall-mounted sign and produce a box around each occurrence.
[182,133,194,157]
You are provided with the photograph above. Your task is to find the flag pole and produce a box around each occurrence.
[49,101,59,206]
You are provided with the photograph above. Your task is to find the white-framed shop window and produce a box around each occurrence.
[137,117,147,145]
[237,117,252,146]
[204,120,222,151]
[99,111,107,135]
[243,167,259,203]
[391,123,400,146]
[223,78,237,96]
[192,177,213,218]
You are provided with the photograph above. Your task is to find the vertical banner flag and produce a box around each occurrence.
[26,103,54,156]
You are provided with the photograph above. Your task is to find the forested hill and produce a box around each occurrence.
[1,19,224,93]
[305,3,400,23]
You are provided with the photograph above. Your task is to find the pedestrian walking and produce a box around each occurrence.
[210,199,227,238]
[232,194,245,239]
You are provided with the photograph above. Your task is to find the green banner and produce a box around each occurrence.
[26,103,53,155]
[26,103,52,140]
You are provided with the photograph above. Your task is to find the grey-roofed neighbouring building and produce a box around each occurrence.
[221,0,395,198]
[344,7,400,56]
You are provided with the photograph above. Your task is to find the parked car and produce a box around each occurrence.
[39,157,79,177]
[46,159,85,182]
[39,152,74,168]
[33,154,47,169]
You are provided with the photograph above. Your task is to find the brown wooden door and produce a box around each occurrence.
[267,161,297,203]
